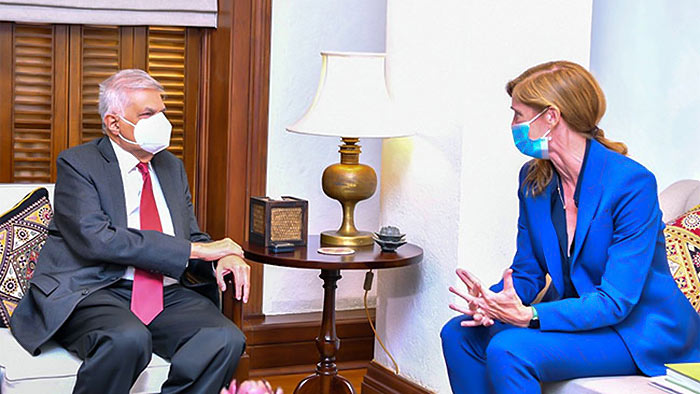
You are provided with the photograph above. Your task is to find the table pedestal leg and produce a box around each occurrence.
[294,269,355,394]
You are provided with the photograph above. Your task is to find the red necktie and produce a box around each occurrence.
[131,162,164,325]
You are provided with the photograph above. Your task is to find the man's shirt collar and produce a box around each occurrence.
[109,137,143,175]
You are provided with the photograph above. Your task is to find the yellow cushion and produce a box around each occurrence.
[664,204,700,313]
[0,188,52,327]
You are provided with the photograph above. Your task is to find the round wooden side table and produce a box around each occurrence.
[242,235,423,394]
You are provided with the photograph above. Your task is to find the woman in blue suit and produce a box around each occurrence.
[440,61,700,393]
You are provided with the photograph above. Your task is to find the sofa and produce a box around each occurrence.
[0,183,245,393]
[542,179,700,394]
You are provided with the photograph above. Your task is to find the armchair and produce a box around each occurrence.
[0,183,248,393]
[542,179,700,393]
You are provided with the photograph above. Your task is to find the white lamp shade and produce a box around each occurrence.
[286,51,413,138]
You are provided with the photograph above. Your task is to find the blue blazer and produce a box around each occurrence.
[493,139,700,375]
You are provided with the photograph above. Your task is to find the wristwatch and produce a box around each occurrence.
[528,306,540,329]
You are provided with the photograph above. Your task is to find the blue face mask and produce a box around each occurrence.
[511,107,551,159]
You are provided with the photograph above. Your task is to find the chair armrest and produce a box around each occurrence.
[659,179,700,223]
[222,274,245,328]
[222,275,248,382]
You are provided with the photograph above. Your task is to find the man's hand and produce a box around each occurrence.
[216,255,250,303]
[190,238,244,261]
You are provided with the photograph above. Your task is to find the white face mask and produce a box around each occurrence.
[118,112,172,155]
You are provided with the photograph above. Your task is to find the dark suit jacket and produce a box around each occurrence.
[491,139,700,375]
[11,137,218,355]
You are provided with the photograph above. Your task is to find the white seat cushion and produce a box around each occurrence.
[0,184,55,213]
[543,375,659,394]
[659,179,700,223]
[0,328,170,393]
[1,185,172,392]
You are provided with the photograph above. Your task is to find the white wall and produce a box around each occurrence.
[590,0,700,191]
[378,1,592,392]
[264,0,387,315]
[264,0,700,388]
[458,3,593,295]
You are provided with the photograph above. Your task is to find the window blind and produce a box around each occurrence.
[0,1,217,28]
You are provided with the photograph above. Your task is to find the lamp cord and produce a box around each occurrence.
[363,269,400,375]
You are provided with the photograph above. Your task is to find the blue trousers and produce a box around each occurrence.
[440,316,638,394]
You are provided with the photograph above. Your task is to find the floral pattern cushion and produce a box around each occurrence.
[665,203,700,313]
[0,188,52,327]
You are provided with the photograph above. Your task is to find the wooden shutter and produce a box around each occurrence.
[6,24,68,183]
[147,26,186,160]
[71,26,122,146]
[147,26,200,185]
[0,23,200,185]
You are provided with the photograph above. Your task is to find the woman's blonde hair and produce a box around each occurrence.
[506,61,627,196]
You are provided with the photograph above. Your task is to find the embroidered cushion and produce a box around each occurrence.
[0,188,52,327]
[664,204,700,313]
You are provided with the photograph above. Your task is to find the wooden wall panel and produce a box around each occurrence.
[119,27,148,70]
[183,28,202,200]
[362,361,433,394]
[202,3,232,244]
[0,23,14,182]
[245,309,375,373]
[245,0,272,317]
[227,0,252,252]
[51,26,69,180]
[204,0,271,320]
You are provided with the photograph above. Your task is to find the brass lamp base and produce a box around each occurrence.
[321,230,374,247]
[320,137,377,247]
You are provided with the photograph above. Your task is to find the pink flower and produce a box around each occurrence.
[221,379,283,394]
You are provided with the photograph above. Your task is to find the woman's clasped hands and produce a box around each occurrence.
[449,268,533,328]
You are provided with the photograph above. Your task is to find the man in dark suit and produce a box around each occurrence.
[11,69,250,394]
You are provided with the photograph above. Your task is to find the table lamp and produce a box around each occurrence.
[287,51,411,247]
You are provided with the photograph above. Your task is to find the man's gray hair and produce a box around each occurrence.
[98,69,164,134]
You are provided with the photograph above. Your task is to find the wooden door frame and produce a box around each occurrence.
[0,23,11,182]
[197,0,271,320]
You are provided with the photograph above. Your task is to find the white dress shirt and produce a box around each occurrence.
[109,138,179,286]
